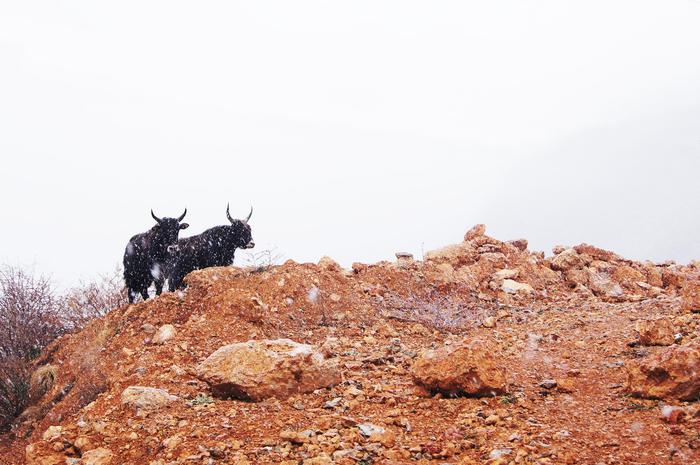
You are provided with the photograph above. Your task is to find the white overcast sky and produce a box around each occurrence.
[1,1,699,288]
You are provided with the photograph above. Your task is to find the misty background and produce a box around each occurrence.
[1,1,698,289]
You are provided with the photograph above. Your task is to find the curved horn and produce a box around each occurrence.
[244,206,253,223]
[177,208,187,222]
[226,203,235,224]
[151,209,162,224]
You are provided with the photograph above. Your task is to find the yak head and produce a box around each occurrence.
[151,208,189,256]
[225,204,255,249]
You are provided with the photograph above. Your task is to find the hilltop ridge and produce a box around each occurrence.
[2,225,700,465]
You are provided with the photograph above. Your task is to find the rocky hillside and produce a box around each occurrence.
[2,225,699,465]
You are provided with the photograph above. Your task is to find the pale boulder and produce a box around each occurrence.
[196,339,341,401]
[501,279,534,295]
[550,248,586,271]
[464,224,486,241]
[81,448,114,465]
[151,324,176,344]
[120,386,179,411]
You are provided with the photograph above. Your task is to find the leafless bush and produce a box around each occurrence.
[242,247,284,273]
[0,266,65,430]
[62,266,127,330]
[0,357,30,430]
[380,281,498,332]
[0,266,65,361]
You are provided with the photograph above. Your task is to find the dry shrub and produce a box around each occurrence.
[0,266,65,361]
[381,281,496,332]
[0,266,64,430]
[241,247,284,273]
[0,358,30,430]
[62,266,127,330]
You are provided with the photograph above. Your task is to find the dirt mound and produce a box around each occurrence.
[2,226,700,464]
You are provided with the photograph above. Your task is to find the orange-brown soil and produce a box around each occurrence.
[2,227,699,465]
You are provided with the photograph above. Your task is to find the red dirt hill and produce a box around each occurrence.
[2,225,700,465]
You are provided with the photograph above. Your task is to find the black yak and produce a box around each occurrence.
[167,205,254,291]
[123,209,189,303]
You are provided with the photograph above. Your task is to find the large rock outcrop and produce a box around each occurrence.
[196,339,341,401]
[635,318,676,346]
[626,342,700,401]
[412,340,507,397]
[681,278,700,313]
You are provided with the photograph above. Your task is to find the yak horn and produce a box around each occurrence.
[226,203,235,224]
[151,209,162,224]
[177,208,187,222]
[226,204,253,224]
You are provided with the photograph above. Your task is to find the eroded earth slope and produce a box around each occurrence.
[2,225,700,465]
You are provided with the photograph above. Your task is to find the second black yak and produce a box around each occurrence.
[167,205,254,291]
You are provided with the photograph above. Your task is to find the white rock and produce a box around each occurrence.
[501,279,534,294]
[121,386,179,410]
[151,324,176,344]
[42,425,62,441]
[81,448,114,465]
[493,269,519,281]
[357,423,385,437]
[196,339,341,401]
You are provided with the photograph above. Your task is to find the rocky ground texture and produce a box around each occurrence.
[2,225,700,465]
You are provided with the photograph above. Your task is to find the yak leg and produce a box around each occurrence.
[140,287,149,301]
[168,265,184,292]
[154,278,164,296]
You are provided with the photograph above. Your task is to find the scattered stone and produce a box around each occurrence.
[81,448,114,465]
[493,269,519,281]
[661,405,686,424]
[489,448,512,460]
[539,379,557,389]
[550,248,586,271]
[151,324,176,344]
[141,323,156,334]
[508,239,528,251]
[464,224,486,241]
[501,279,534,295]
[681,279,700,313]
[552,245,567,255]
[319,337,341,357]
[324,397,342,409]
[196,339,341,401]
[357,423,385,437]
[41,426,62,442]
[318,256,341,271]
[120,386,179,411]
[635,319,675,346]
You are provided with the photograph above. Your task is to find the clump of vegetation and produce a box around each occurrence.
[500,393,517,405]
[187,393,214,407]
[242,247,283,273]
[63,266,127,330]
[0,358,30,429]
